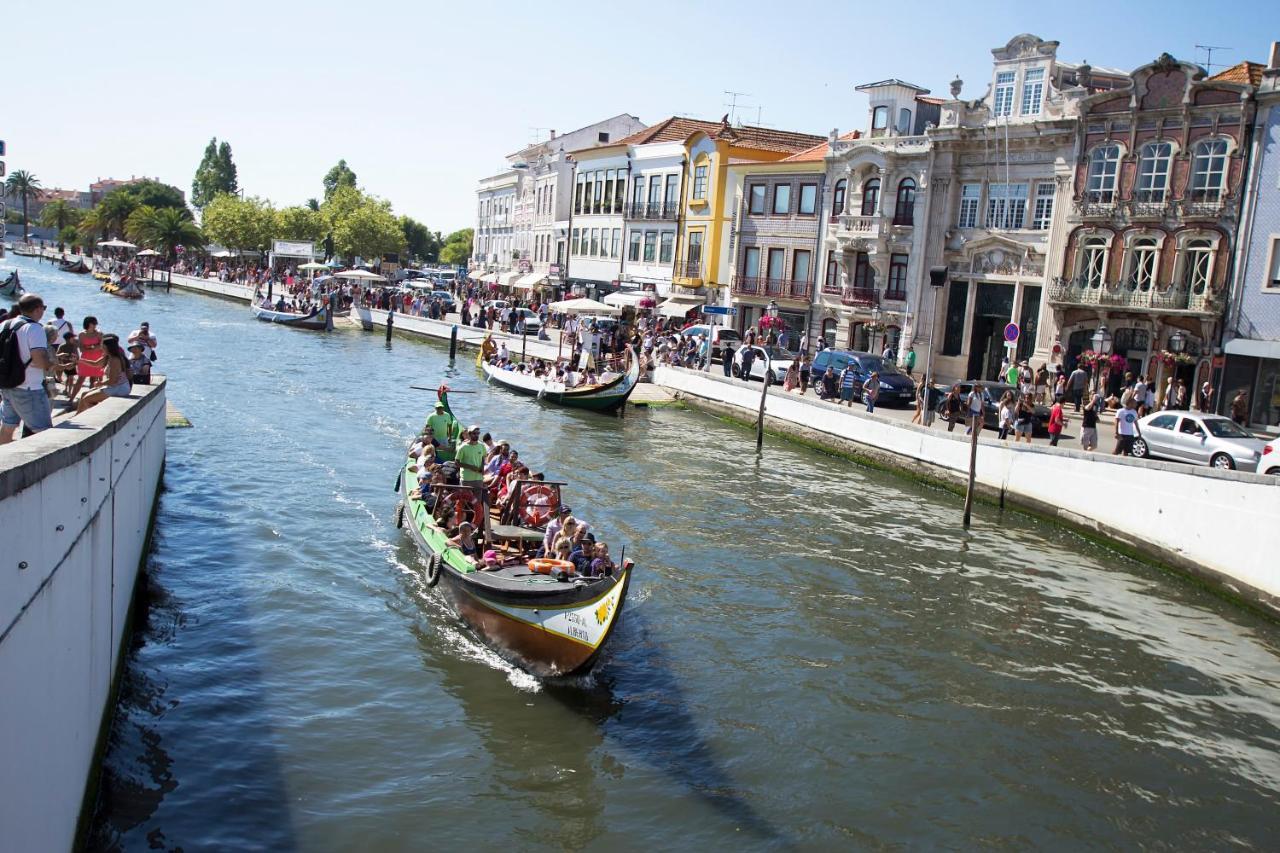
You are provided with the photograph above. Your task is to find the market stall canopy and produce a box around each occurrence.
[603,290,653,308]
[335,269,387,281]
[548,297,621,315]
[298,262,329,270]
[514,272,547,290]
[135,248,160,257]
[211,249,237,258]
[98,239,137,249]
[657,294,705,318]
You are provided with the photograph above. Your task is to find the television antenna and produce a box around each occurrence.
[723,90,752,125]
[1194,44,1232,71]
[527,126,554,144]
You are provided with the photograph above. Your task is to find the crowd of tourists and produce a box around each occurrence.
[0,292,157,444]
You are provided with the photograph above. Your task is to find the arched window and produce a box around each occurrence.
[1190,139,1229,203]
[1135,142,1173,203]
[1086,144,1121,203]
[872,106,889,131]
[832,179,847,217]
[1079,236,1109,287]
[1127,238,1159,290]
[860,178,880,216]
[897,109,912,134]
[894,178,916,225]
[1184,239,1214,292]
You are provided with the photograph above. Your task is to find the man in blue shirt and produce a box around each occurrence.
[839,363,858,406]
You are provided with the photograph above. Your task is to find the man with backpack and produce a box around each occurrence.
[1,293,54,443]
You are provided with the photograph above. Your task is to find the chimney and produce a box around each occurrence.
[549,129,556,139]
[1270,41,1280,70]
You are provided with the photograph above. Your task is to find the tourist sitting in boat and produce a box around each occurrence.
[592,543,616,577]
[445,522,480,566]
[480,550,503,572]
[568,539,596,576]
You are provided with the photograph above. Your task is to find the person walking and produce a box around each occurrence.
[1113,396,1140,456]
[964,382,984,435]
[997,391,1015,440]
[1197,381,1214,413]
[863,371,880,413]
[1047,394,1067,447]
[0,293,54,443]
[903,346,916,378]
[1230,391,1249,425]
[798,355,811,395]
[911,380,926,425]
[839,362,858,407]
[1080,392,1100,451]
[1013,394,1035,445]
[722,341,733,378]
[1067,363,1088,412]
[942,385,963,432]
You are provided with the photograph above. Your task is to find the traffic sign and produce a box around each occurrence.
[702,305,737,316]
[1003,322,1020,343]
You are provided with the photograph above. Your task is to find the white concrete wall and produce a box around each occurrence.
[0,381,167,853]
[655,365,1280,610]
[152,270,254,302]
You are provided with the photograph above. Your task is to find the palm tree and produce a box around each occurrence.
[40,199,81,232]
[125,205,158,244]
[96,191,138,239]
[132,207,202,261]
[4,170,43,241]
[78,206,108,247]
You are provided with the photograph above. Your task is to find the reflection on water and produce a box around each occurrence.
[8,256,1273,850]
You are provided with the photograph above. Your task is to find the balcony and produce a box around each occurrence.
[675,259,702,279]
[1074,200,1116,220]
[1180,197,1225,219]
[1048,277,1222,314]
[837,214,883,238]
[1127,199,1171,220]
[841,286,880,307]
[626,202,679,221]
[883,289,908,302]
[731,275,812,301]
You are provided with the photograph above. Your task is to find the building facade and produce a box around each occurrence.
[473,171,518,277]
[1224,50,1279,428]
[565,145,629,298]
[620,139,684,299]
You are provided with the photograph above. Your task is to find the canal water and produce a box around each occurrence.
[11,256,1280,850]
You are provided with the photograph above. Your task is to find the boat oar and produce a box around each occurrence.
[409,386,476,392]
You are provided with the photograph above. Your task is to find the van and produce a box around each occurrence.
[678,325,741,363]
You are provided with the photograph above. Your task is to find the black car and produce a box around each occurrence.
[809,349,917,406]
[931,382,1051,436]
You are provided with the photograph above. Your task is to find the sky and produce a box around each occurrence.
[5,0,1277,234]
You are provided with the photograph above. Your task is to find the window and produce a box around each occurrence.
[942,280,969,355]
[571,228,581,255]
[632,176,645,210]
[660,231,674,263]
[611,228,621,259]
[798,184,817,215]
[687,231,703,266]
[1267,237,1280,290]
[1031,182,1056,229]
[1128,238,1158,289]
[1149,414,1178,430]
[986,183,1028,229]
[833,179,847,217]
[887,253,908,297]
[603,169,615,214]
[897,108,912,134]
[643,231,657,262]
[628,230,641,261]
[589,228,599,257]
[861,178,880,216]
[853,252,873,288]
[1136,142,1173,203]
[958,183,981,228]
[592,173,603,214]
[693,164,709,200]
[773,184,791,215]
[793,250,811,283]
[664,174,679,211]
[1086,144,1121,203]
[574,177,585,215]
[614,173,626,213]
[824,256,840,292]
[894,178,916,225]
[648,176,662,209]
[994,71,1015,117]
[872,106,889,130]
[1080,236,1109,287]
[1190,138,1229,202]
[598,132,610,143]
[743,246,761,277]
[749,184,766,215]
[1020,68,1044,115]
[766,248,786,280]
[1185,239,1213,291]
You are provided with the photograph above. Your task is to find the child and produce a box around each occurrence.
[127,343,152,385]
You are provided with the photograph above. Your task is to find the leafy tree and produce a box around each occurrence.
[4,170,43,238]
[439,228,474,266]
[333,196,404,262]
[40,199,82,231]
[192,138,238,209]
[114,179,188,211]
[201,193,276,253]
[96,191,140,239]
[399,215,439,263]
[78,206,108,245]
[59,225,79,249]
[275,205,326,242]
[130,206,203,260]
[306,197,320,212]
[124,205,159,244]
[322,159,357,201]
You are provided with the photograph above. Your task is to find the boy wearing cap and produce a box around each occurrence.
[127,343,151,385]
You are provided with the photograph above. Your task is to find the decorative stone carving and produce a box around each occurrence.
[950,76,963,98]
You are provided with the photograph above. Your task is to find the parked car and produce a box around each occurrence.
[679,325,741,363]
[930,381,1051,435]
[1262,437,1280,477]
[512,308,541,333]
[1132,412,1267,471]
[809,349,917,406]
[430,290,457,312]
[484,299,510,313]
[580,314,619,333]
[732,344,799,384]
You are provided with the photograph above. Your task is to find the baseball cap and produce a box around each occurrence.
[483,550,499,560]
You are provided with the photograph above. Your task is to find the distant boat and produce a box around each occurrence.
[101,277,145,299]
[251,302,334,331]
[59,258,90,274]
[0,270,20,299]
[480,341,640,414]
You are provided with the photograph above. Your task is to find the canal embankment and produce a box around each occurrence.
[654,364,1280,616]
[0,380,167,852]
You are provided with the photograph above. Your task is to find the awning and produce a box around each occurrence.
[657,294,704,318]
[500,271,524,288]
[468,269,487,281]
[481,272,499,284]
[514,272,547,290]
[603,290,651,308]
[1224,337,1280,361]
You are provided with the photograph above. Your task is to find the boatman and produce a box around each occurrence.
[426,400,457,459]
[456,425,488,495]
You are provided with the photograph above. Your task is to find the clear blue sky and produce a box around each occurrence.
[6,0,1276,234]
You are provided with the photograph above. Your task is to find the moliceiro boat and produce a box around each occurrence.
[251,302,335,331]
[101,277,145,299]
[480,339,639,413]
[0,270,20,299]
[59,258,90,274]
[396,388,632,678]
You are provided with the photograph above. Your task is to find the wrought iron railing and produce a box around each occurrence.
[675,259,702,279]
[1046,277,1226,312]
[841,286,879,307]
[732,275,812,300]
[626,202,679,220]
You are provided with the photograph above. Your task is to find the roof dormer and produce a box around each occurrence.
[855,79,931,138]
[988,33,1060,121]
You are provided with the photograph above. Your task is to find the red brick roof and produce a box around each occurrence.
[1209,61,1264,86]
[781,131,862,163]
[614,116,824,154]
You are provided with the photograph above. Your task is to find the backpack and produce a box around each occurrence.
[0,317,35,390]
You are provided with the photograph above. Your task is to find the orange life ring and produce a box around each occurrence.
[520,484,558,528]
[529,558,574,575]
[444,490,482,527]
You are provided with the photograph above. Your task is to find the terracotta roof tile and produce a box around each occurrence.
[781,130,861,163]
[614,116,824,154]
[1209,61,1264,86]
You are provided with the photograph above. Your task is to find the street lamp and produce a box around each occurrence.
[870,306,882,353]
[1092,324,1112,396]
[1168,328,1186,353]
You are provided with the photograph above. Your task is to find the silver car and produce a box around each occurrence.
[1132,412,1267,471]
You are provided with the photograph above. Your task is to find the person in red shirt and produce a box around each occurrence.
[1048,393,1067,447]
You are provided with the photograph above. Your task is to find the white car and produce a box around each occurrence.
[1261,436,1280,477]
[513,308,541,333]
[732,344,798,384]
[1132,412,1268,471]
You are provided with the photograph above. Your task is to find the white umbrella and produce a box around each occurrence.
[98,239,137,249]
[298,262,328,270]
[548,297,621,315]
[211,249,237,258]
[335,269,387,281]
[136,248,160,257]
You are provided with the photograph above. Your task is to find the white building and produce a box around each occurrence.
[621,140,685,296]
[474,171,518,278]
[565,145,629,297]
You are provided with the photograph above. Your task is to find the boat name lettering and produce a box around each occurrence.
[567,625,590,642]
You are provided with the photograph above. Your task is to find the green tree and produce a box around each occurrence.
[4,170,43,239]
[305,197,320,212]
[399,216,439,263]
[115,179,188,211]
[96,191,140,239]
[438,228,474,266]
[78,206,108,245]
[39,199,82,231]
[192,138,239,209]
[275,205,326,242]
[129,206,203,260]
[322,159,357,201]
[333,197,404,262]
[201,193,276,253]
[124,205,159,244]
